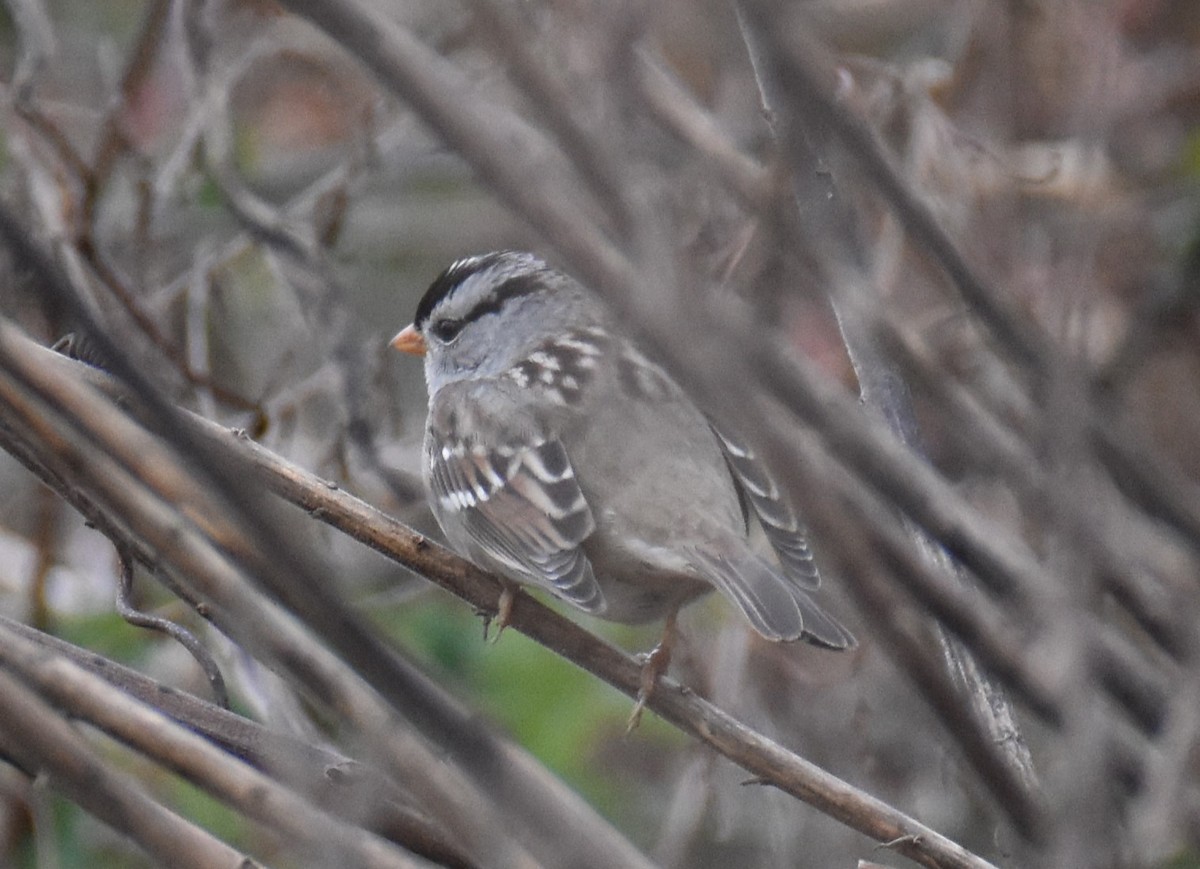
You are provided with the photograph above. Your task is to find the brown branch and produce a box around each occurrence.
[203,435,1001,869]
[633,55,773,209]
[274,0,635,312]
[739,0,1200,565]
[734,0,1043,804]
[11,326,1000,869]
[0,315,651,869]
[0,668,253,869]
[82,0,170,228]
[0,620,438,869]
[463,0,634,239]
[0,614,475,869]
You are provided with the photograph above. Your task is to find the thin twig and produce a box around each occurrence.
[112,544,231,708]
[463,0,634,239]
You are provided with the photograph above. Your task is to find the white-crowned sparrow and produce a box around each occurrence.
[391,251,854,656]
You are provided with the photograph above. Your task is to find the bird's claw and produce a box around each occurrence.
[626,636,673,733]
[484,584,516,644]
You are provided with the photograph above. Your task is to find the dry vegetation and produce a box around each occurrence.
[0,1,1198,867]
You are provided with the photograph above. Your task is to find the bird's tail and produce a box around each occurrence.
[689,548,856,649]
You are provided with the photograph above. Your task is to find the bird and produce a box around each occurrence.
[391,251,854,721]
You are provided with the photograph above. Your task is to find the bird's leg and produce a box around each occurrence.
[483,580,518,643]
[627,607,679,732]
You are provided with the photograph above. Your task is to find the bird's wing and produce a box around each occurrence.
[426,412,603,614]
[710,424,822,590]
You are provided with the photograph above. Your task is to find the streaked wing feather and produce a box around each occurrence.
[429,433,604,613]
[711,425,821,589]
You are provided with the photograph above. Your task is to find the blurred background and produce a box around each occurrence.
[0,0,1198,867]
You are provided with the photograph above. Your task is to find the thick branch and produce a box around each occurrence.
[0,668,253,869]
[0,614,474,869]
[0,622,427,869]
[7,324,996,869]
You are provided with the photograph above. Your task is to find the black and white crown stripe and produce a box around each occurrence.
[710,426,822,589]
[426,430,605,612]
[414,251,546,332]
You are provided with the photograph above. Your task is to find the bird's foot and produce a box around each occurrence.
[483,583,516,644]
[627,609,679,732]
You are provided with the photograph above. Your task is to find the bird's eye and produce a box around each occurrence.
[430,318,464,343]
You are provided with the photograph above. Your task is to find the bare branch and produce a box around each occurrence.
[0,668,254,869]
[0,614,475,869]
[3,321,996,869]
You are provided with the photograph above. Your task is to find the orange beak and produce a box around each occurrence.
[390,324,426,356]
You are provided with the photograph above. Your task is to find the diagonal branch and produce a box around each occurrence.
[0,668,252,869]
[0,621,429,869]
[0,614,475,868]
[0,202,653,869]
[733,0,1040,801]
[1,319,997,869]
